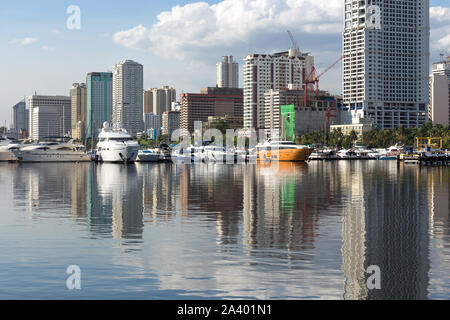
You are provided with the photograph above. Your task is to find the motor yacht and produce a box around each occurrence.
[96,122,139,163]
[255,139,314,162]
[11,140,90,163]
[0,136,19,162]
[136,149,161,162]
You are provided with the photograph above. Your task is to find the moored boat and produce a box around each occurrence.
[96,122,139,163]
[255,139,314,162]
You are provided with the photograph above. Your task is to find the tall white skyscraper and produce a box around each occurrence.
[243,49,314,130]
[343,0,430,129]
[217,56,239,88]
[112,59,144,136]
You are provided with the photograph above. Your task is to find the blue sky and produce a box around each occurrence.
[1,0,449,126]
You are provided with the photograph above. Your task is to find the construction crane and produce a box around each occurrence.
[287,30,299,51]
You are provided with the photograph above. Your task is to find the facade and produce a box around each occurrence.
[342,0,429,129]
[70,83,86,140]
[144,113,161,137]
[162,111,181,138]
[243,49,314,130]
[330,117,374,141]
[144,86,176,116]
[205,115,243,131]
[112,60,144,136]
[428,59,450,126]
[28,95,71,140]
[181,87,243,133]
[264,89,341,136]
[217,56,239,88]
[86,72,113,139]
[12,100,28,133]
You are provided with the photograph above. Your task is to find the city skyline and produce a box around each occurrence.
[0,0,449,126]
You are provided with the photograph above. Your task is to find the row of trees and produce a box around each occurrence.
[296,123,450,149]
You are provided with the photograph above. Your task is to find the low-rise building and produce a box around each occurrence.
[330,117,374,141]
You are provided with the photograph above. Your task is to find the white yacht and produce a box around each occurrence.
[203,145,229,163]
[0,137,19,162]
[136,149,161,162]
[11,140,90,163]
[96,122,139,163]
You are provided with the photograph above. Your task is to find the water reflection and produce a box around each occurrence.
[1,161,449,299]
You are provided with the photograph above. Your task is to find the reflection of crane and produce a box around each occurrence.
[287,30,299,51]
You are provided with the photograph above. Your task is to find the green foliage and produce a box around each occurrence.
[214,120,230,135]
[295,124,450,149]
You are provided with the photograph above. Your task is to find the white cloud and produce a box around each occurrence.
[9,37,38,46]
[41,45,55,52]
[430,6,450,22]
[113,0,342,60]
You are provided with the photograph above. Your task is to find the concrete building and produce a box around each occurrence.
[162,111,181,138]
[28,95,71,140]
[86,72,113,139]
[12,100,28,133]
[343,0,429,129]
[330,117,374,141]
[70,83,86,140]
[181,87,243,133]
[429,59,450,126]
[144,113,161,138]
[144,86,177,116]
[217,56,239,88]
[112,60,143,136]
[243,49,315,131]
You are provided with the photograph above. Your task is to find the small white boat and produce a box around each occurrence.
[136,149,161,162]
[0,136,19,162]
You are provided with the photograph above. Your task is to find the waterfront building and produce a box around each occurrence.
[86,72,113,139]
[144,113,161,138]
[162,111,181,138]
[217,56,239,88]
[330,117,374,142]
[144,86,177,116]
[70,83,86,141]
[112,59,144,136]
[428,58,450,126]
[12,100,28,135]
[28,95,71,140]
[342,0,429,129]
[243,49,315,130]
[181,87,243,133]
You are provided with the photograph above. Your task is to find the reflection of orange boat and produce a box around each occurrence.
[258,161,307,175]
[255,139,314,162]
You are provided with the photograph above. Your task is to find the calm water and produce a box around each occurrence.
[0,161,448,300]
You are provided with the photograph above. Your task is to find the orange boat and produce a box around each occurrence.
[255,139,314,162]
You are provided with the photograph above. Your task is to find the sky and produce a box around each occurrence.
[1,0,449,126]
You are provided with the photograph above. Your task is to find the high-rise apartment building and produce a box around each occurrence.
[70,83,86,140]
[162,111,181,138]
[112,60,144,136]
[144,86,177,116]
[243,49,314,130]
[28,95,71,140]
[86,72,113,139]
[12,100,28,133]
[144,113,161,137]
[217,56,239,88]
[342,0,430,129]
[429,58,450,126]
[181,87,243,132]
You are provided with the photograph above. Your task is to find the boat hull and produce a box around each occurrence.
[257,148,314,162]
[97,146,139,163]
[13,150,91,163]
[136,152,161,162]
[0,151,18,162]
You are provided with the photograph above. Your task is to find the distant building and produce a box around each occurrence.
[181,87,243,133]
[342,0,429,129]
[330,117,374,142]
[70,83,86,140]
[144,113,161,137]
[205,115,243,131]
[162,111,181,138]
[12,100,28,134]
[243,49,314,130]
[28,95,71,140]
[429,59,450,126]
[264,89,341,136]
[217,56,239,88]
[86,72,113,139]
[144,86,176,116]
[112,60,144,136]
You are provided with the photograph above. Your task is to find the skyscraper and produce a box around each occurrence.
[144,86,177,116]
[429,58,450,126]
[217,56,239,88]
[70,83,86,140]
[12,100,27,133]
[28,95,71,140]
[86,72,113,139]
[342,0,430,129]
[112,60,144,136]
[243,49,314,130]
